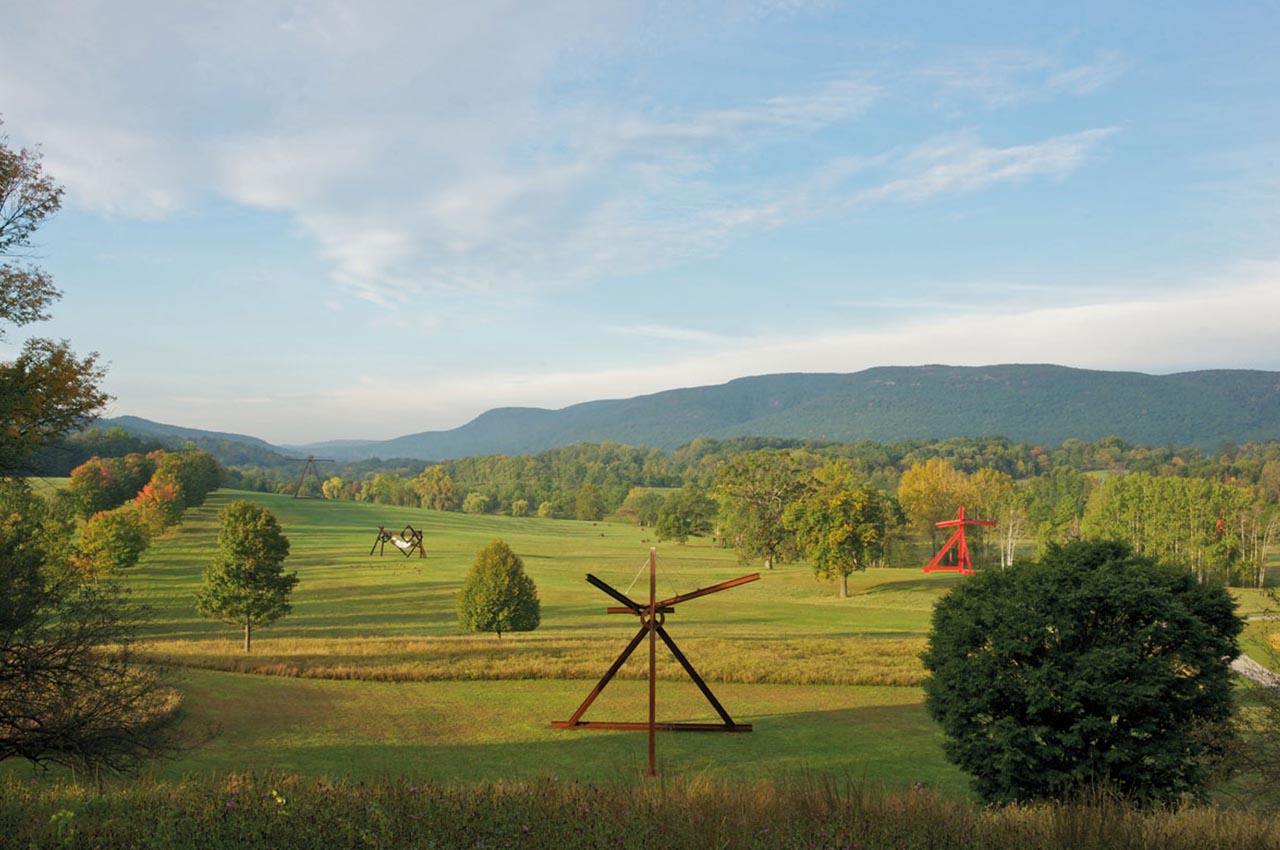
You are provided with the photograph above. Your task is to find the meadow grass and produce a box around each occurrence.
[13,487,1277,803]
[70,668,961,788]
[127,490,948,686]
[6,772,1279,850]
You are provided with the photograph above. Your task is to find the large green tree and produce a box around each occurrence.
[714,449,816,570]
[456,539,540,639]
[196,500,296,652]
[896,458,971,549]
[922,540,1241,805]
[784,462,894,598]
[654,482,717,544]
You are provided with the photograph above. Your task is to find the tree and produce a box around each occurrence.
[196,500,296,652]
[0,122,107,474]
[462,491,492,515]
[615,486,664,527]
[922,540,1241,805]
[967,467,1013,568]
[75,505,151,577]
[134,478,184,536]
[456,539,540,639]
[574,483,605,521]
[321,475,347,500]
[897,458,971,549]
[784,462,894,598]
[0,479,178,772]
[152,450,221,508]
[655,482,717,543]
[714,449,816,570]
[412,466,465,511]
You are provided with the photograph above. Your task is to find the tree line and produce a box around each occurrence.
[269,438,1277,589]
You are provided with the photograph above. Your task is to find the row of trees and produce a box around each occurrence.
[71,449,222,576]
[1082,472,1280,586]
[210,433,1280,515]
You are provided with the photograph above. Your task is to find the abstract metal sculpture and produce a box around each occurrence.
[552,548,758,776]
[370,524,426,558]
[287,454,333,498]
[921,505,996,577]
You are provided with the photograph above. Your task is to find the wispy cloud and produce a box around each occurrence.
[0,3,1124,313]
[856,128,1117,204]
[609,323,735,343]
[922,49,1128,109]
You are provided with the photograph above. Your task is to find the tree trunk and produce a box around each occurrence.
[764,554,773,570]
[244,617,252,653]
[840,573,848,599]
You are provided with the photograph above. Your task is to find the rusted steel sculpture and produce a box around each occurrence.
[552,548,758,776]
[287,454,333,498]
[921,505,996,577]
[370,524,426,558]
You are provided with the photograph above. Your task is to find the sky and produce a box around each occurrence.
[1,1,1277,445]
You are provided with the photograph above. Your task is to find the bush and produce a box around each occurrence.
[456,540,540,639]
[462,492,492,515]
[922,540,1241,805]
[75,505,150,576]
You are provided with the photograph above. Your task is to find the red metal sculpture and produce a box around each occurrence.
[922,506,996,577]
[552,548,758,776]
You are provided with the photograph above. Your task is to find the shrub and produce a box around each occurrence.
[456,540,540,639]
[922,540,1242,805]
[462,492,492,515]
[75,506,150,576]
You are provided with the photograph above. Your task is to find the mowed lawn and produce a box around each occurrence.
[130,490,950,687]
[20,488,1272,791]
[61,489,964,788]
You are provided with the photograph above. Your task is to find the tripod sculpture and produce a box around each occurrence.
[922,506,996,577]
[552,548,758,776]
[287,454,333,498]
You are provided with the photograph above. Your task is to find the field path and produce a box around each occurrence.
[1232,654,1280,688]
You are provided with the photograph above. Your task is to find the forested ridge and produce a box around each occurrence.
[97,364,1280,461]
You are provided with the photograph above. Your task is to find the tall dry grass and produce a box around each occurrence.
[5,772,1278,850]
[137,634,928,686]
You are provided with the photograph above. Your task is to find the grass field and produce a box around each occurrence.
[9,487,1278,794]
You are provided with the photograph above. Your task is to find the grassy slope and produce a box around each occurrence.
[15,488,1271,790]
[88,490,963,786]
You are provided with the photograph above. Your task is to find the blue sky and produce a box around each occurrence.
[2,1,1277,444]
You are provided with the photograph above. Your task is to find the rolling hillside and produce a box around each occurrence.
[102,364,1280,461]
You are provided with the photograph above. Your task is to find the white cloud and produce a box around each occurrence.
[0,4,1124,309]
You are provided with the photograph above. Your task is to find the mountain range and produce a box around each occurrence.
[99,364,1280,461]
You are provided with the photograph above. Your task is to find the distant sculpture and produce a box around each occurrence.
[370,524,426,558]
[922,506,995,576]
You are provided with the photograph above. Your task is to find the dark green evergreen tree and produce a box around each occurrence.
[922,540,1241,805]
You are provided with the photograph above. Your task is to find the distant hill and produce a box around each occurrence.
[97,416,282,451]
[104,365,1280,462]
